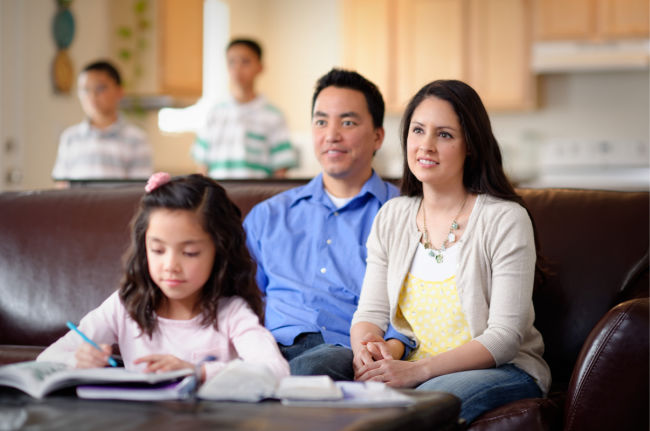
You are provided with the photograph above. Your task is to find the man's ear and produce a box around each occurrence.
[373,127,385,152]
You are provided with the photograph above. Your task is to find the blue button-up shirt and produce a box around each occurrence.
[244,172,415,352]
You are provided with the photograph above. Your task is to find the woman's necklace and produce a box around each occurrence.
[421,194,468,263]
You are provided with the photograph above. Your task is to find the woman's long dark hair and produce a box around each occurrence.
[400,80,546,288]
[120,174,262,337]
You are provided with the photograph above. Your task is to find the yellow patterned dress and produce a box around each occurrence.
[397,243,471,361]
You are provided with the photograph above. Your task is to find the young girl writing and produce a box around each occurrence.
[38,173,289,382]
[350,80,550,423]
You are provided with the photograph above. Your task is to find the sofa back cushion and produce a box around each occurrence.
[0,187,142,345]
[521,188,649,388]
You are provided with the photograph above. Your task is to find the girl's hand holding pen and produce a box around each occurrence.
[66,320,118,368]
[75,342,114,368]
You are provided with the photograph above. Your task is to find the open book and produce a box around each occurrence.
[0,361,194,399]
[197,360,415,407]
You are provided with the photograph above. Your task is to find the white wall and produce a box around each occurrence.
[256,0,342,177]
[491,70,650,184]
[493,71,650,142]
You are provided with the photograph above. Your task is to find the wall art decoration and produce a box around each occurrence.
[52,0,75,93]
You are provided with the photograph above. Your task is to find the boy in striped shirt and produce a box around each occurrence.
[52,61,153,186]
[192,39,297,179]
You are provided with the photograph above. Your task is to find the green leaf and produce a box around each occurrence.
[118,49,132,60]
[117,26,132,38]
[134,0,148,14]
[133,105,146,116]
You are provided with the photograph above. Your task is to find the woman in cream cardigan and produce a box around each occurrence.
[350,80,550,423]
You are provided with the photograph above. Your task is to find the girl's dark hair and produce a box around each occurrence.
[400,80,546,288]
[119,174,262,337]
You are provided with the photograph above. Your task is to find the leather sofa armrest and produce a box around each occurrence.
[564,298,649,431]
[469,396,564,431]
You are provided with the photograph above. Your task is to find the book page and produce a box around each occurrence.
[197,360,277,402]
[281,381,415,408]
[0,361,71,398]
[275,375,343,400]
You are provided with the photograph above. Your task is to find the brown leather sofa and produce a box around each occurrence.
[0,180,647,431]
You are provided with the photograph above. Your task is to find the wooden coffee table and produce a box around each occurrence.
[0,388,461,430]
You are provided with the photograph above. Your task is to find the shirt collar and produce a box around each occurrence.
[81,115,124,136]
[289,170,391,208]
[229,94,266,109]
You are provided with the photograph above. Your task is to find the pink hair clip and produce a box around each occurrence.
[145,172,172,193]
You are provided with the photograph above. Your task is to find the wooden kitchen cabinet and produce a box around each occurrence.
[342,0,535,112]
[341,0,394,107]
[534,0,649,41]
[467,0,536,110]
[158,0,203,97]
[533,0,595,40]
[394,0,466,110]
[597,0,650,38]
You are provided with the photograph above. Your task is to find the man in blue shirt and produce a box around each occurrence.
[244,69,413,380]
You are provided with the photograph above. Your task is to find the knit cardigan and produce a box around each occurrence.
[352,194,551,394]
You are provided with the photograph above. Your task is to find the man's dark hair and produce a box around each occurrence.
[82,60,122,86]
[311,68,384,129]
[226,38,263,60]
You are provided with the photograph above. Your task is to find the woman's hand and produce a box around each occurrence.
[134,354,194,374]
[75,343,113,368]
[357,340,497,388]
[353,333,394,377]
[355,359,426,388]
[351,322,406,378]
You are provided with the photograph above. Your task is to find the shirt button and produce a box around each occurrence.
[320,267,326,274]
[333,211,339,216]
[326,239,332,245]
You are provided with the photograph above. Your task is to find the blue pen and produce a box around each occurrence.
[66,321,118,367]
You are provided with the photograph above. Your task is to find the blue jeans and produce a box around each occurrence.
[416,364,542,424]
[278,332,354,381]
